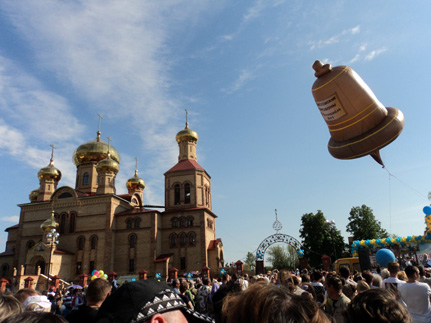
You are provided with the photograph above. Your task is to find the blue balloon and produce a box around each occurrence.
[376,248,395,267]
[423,206,431,215]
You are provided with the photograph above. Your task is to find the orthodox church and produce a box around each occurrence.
[0,119,224,284]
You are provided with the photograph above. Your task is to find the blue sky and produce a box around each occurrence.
[1,1,431,265]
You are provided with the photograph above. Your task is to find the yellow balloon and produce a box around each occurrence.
[99,270,105,276]
[91,275,97,280]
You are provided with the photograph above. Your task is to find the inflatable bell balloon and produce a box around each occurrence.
[311,60,405,166]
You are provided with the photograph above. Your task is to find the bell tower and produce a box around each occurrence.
[164,111,212,211]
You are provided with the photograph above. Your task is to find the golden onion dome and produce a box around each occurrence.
[40,212,59,232]
[126,172,145,190]
[176,122,199,143]
[73,131,121,166]
[29,189,39,202]
[96,154,120,174]
[38,162,62,182]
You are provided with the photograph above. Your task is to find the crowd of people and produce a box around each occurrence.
[0,260,431,322]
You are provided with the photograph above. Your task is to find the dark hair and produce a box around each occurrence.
[361,270,374,285]
[3,312,67,323]
[179,280,189,294]
[312,271,322,281]
[202,278,210,286]
[404,265,419,279]
[86,278,112,303]
[326,276,342,292]
[343,288,412,323]
[387,261,400,275]
[339,266,350,279]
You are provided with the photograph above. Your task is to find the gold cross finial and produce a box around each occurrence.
[185,109,189,128]
[275,209,278,220]
[97,113,103,132]
[135,157,139,176]
[49,144,56,165]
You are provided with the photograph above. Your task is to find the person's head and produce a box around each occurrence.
[418,265,425,277]
[96,279,213,323]
[311,271,322,282]
[179,281,189,294]
[14,288,39,305]
[387,261,400,276]
[222,282,330,323]
[0,294,23,321]
[356,280,370,294]
[326,276,343,299]
[222,274,230,283]
[202,278,209,286]
[339,266,350,279]
[372,273,382,288]
[362,270,374,286]
[86,278,112,306]
[380,268,390,280]
[404,265,420,281]
[300,274,310,283]
[2,311,67,323]
[343,288,412,323]
[23,295,52,312]
[397,271,407,281]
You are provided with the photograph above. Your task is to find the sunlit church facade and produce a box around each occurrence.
[0,120,224,285]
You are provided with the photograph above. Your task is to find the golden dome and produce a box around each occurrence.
[126,172,145,190]
[29,189,39,202]
[38,162,62,181]
[40,212,59,232]
[73,131,121,166]
[176,123,199,143]
[96,154,120,174]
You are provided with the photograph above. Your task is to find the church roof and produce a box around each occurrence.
[208,238,222,250]
[0,250,14,257]
[165,159,205,173]
[5,224,19,232]
[154,253,174,263]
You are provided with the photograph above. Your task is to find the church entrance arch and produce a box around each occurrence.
[29,256,46,275]
[254,210,302,275]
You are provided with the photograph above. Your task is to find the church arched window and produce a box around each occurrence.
[69,212,76,233]
[90,235,98,249]
[134,218,141,228]
[129,234,137,248]
[1,263,9,277]
[170,233,177,247]
[77,236,85,250]
[187,216,194,227]
[189,232,196,245]
[174,184,181,205]
[126,218,133,229]
[60,213,67,234]
[184,183,191,204]
[83,172,89,185]
[180,217,186,228]
[172,217,178,228]
[180,233,187,246]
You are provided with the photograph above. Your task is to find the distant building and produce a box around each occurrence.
[0,120,224,285]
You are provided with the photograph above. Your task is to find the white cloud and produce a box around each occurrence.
[364,48,387,61]
[309,25,361,50]
[0,216,19,223]
[222,69,255,94]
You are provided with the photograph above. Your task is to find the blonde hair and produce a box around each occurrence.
[356,280,370,294]
[0,294,23,321]
[397,271,407,282]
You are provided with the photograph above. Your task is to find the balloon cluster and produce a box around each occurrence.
[296,249,304,258]
[219,269,226,276]
[350,206,431,257]
[155,273,161,281]
[256,252,264,260]
[186,272,193,279]
[91,269,108,280]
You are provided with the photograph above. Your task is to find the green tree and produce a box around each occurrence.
[300,210,346,268]
[346,205,388,240]
[266,244,298,270]
[244,251,256,271]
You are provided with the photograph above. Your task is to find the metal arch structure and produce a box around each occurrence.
[255,233,302,274]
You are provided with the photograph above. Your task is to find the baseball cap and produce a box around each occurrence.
[97,279,214,323]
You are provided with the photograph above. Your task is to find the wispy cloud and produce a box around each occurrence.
[222,69,255,94]
[308,25,361,50]
[364,48,387,61]
[1,1,214,200]
[0,216,19,223]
